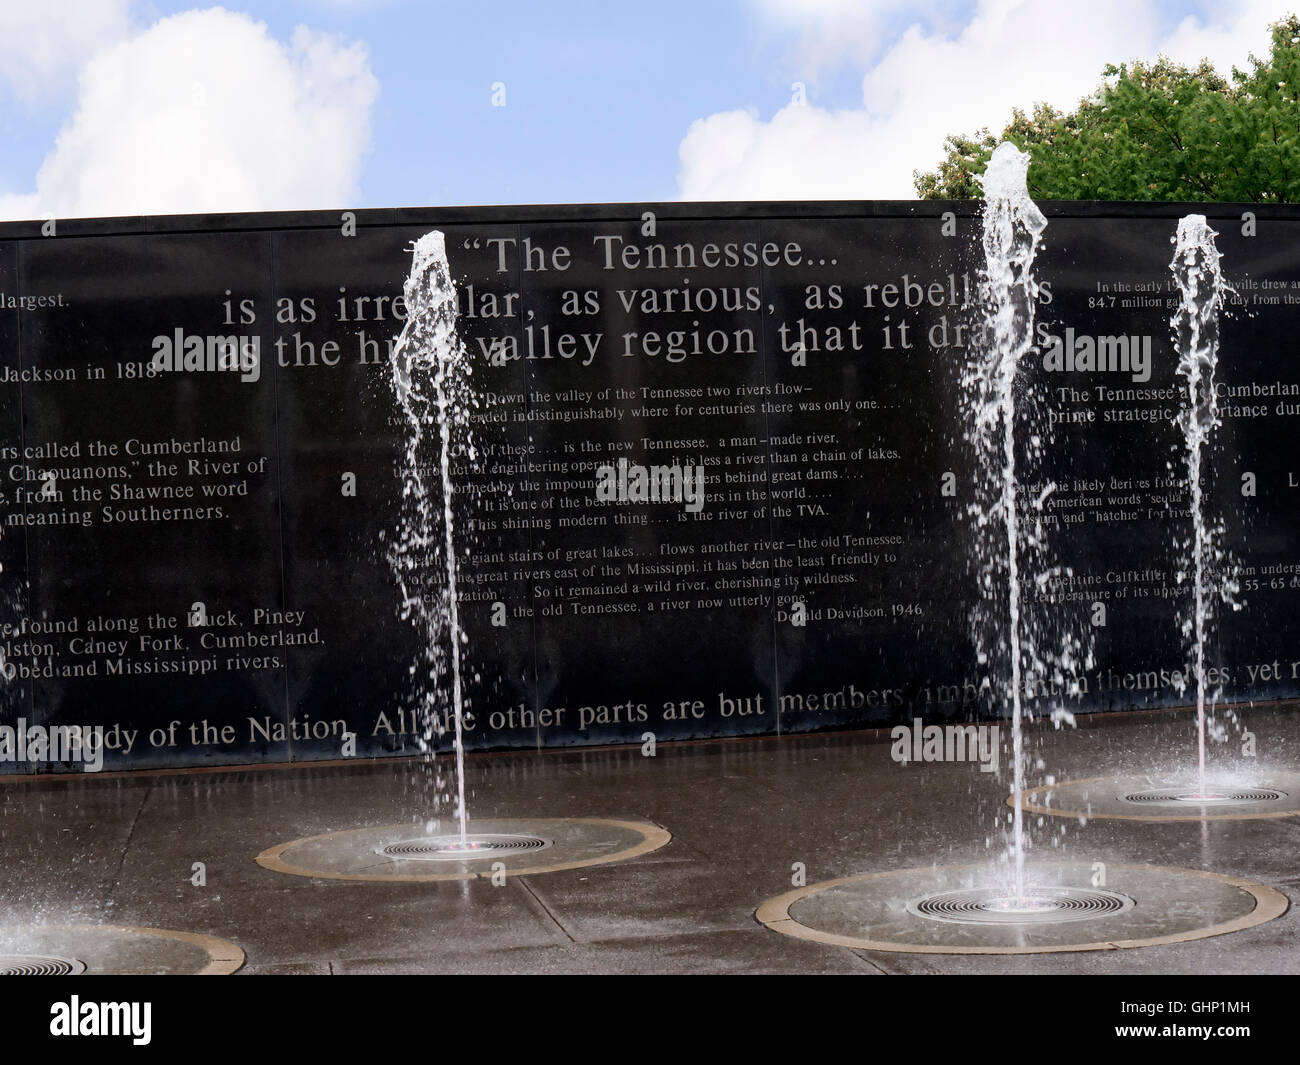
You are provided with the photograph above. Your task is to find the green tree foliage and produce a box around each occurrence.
[914,15,1300,201]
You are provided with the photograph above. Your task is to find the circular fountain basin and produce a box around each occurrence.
[1016,771,1300,821]
[0,925,243,974]
[756,861,1286,954]
[256,817,670,882]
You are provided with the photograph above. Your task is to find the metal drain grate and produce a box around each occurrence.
[1122,788,1286,806]
[0,955,86,976]
[376,833,553,862]
[907,886,1135,925]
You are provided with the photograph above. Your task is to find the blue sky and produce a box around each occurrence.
[0,1,1293,218]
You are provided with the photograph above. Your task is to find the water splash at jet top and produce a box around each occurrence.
[964,143,1093,899]
[389,231,479,844]
[1169,215,1240,794]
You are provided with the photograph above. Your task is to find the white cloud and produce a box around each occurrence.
[1160,0,1298,72]
[0,7,379,220]
[678,107,877,201]
[679,0,1299,200]
[753,0,927,73]
[0,0,134,103]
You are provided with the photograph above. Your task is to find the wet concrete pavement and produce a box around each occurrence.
[0,703,1296,974]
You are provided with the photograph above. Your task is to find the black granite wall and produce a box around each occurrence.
[0,201,1293,770]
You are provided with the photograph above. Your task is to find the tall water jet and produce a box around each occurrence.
[977,144,1045,900]
[960,142,1100,898]
[1169,215,1238,796]
[389,230,475,844]
[993,219,1290,825]
[287,231,679,878]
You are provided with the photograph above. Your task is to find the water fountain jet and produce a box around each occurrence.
[1014,216,1300,822]
[257,230,671,881]
[389,230,472,845]
[976,143,1047,901]
[1170,214,1236,798]
[757,150,1286,952]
